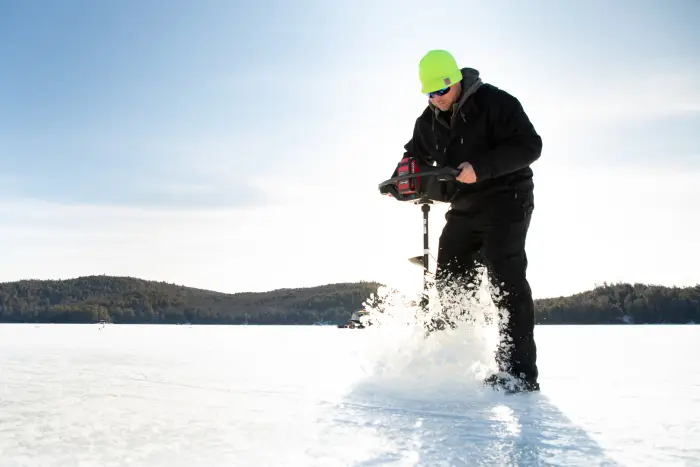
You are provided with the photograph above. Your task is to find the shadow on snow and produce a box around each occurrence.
[320,383,620,466]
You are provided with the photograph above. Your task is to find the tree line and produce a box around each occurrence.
[535,281,699,324]
[0,276,380,325]
[0,276,697,325]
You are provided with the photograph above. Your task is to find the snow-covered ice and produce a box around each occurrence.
[0,316,698,466]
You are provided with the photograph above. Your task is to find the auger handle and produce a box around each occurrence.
[378,167,461,201]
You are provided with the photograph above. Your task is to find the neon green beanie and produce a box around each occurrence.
[418,50,462,94]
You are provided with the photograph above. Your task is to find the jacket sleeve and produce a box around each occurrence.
[468,92,542,181]
[388,117,434,178]
[403,116,434,164]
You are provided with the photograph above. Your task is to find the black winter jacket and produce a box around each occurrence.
[402,68,542,208]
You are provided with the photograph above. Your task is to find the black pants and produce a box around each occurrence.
[433,187,538,385]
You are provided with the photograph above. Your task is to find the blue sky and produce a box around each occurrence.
[0,0,698,296]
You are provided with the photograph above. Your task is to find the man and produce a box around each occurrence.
[397,50,542,392]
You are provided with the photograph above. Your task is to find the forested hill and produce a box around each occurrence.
[535,282,699,324]
[0,276,698,325]
[0,276,381,325]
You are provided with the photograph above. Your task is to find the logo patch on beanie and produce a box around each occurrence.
[443,77,451,85]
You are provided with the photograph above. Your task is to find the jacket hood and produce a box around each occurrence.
[430,67,483,126]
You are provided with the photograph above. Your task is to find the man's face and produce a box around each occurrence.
[429,82,461,111]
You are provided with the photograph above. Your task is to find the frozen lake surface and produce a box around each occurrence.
[1,322,699,466]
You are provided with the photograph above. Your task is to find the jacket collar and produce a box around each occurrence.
[430,67,483,128]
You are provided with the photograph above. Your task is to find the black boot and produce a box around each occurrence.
[483,373,540,394]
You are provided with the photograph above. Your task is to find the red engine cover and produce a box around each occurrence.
[396,157,420,195]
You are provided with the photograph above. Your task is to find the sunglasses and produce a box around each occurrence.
[427,86,451,98]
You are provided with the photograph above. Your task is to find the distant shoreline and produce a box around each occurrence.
[0,276,698,326]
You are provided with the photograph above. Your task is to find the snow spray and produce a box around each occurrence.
[353,265,509,401]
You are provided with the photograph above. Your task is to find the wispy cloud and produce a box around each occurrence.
[0,195,420,293]
[2,163,699,298]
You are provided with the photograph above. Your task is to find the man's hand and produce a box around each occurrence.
[457,162,477,184]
